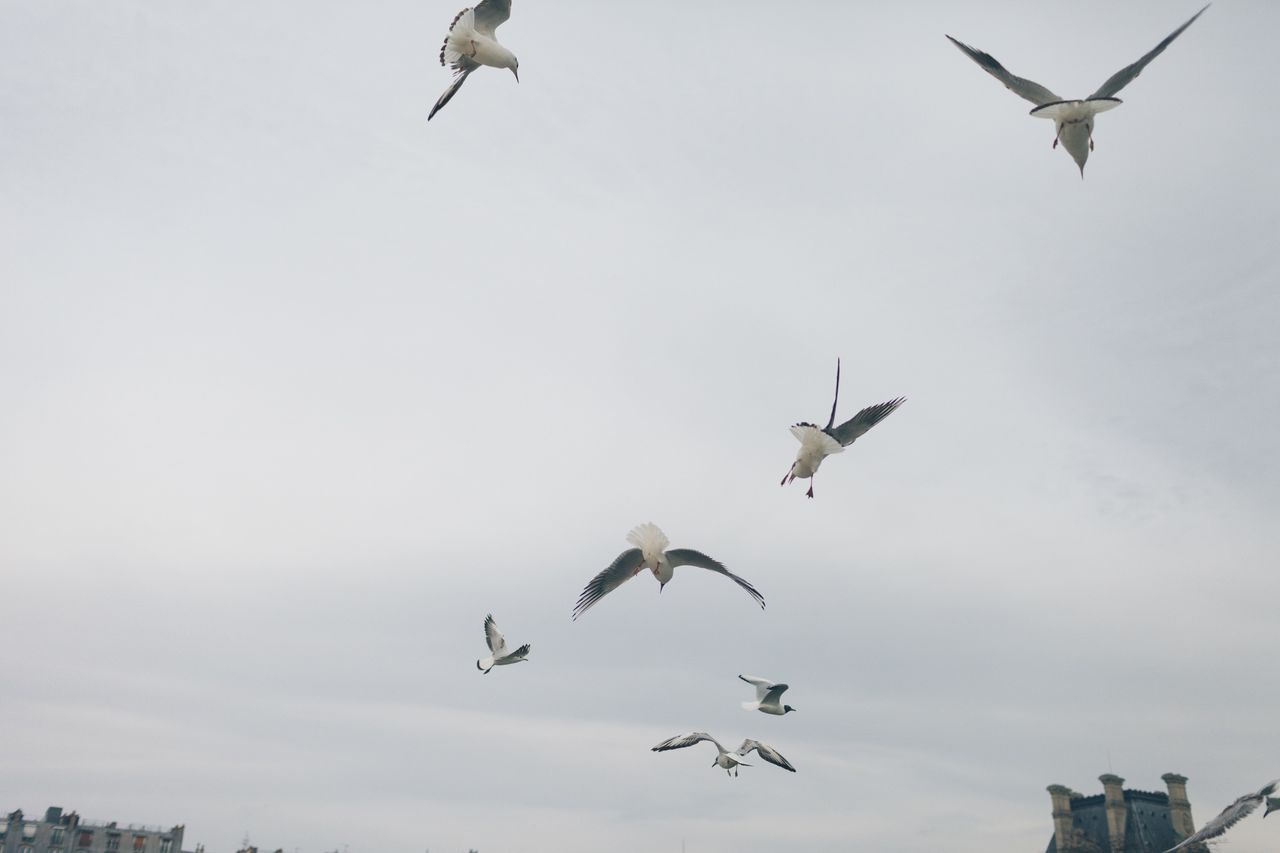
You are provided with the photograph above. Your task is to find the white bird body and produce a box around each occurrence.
[651,732,795,777]
[738,674,796,715]
[947,4,1209,175]
[429,0,519,121]
[476,614,530,674]
[1164,779,1279,852]
[572,523,765,619]
[782,359,904,498]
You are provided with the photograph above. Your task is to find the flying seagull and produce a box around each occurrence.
[572,523,764,620]
[781,359,904,498]
[1164,779,1279,852]
[651,732,796,777]
[738,675,796,715]
[476,613,530,674]
[428,0,519,121]
[946,4,1209,176]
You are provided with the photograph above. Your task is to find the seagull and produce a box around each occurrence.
[1164,779,1279,852]
[946,4,1209,176]
[651,732,796,777]
[475,613,530,674]
[738,675,796,715]
[428,0,519,121]
[781,359,904,498]
[572,523,765,620]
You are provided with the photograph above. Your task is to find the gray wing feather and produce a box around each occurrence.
[665,548,765,610]
[483,613,506,655]
[652,732,718,752]
[1165,783,1273,852]
[428,67,474,121]
[763,683,790,705]
[736,739,796,772]
[473,0,512,36]
[496,642,530,663]
[572,548,646,620]
[829,397,905,446]
[946,36,1061,106]
[1089,4,1209,99]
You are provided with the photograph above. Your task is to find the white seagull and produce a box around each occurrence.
[475,613,530,674]
[428,0,519,121]
[738,674,796,716]
[947,4,1209,176]
[572,523,765,620]
[1164,779,1279,852]
[651,732,797,777]
[782,359,904,499]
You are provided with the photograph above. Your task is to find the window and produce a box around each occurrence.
[52,828,66,845]
[134,836,147,852]
[107,833,122,851]
[23,824,37,839]
[160,839,173,853]
[78,830,94,847]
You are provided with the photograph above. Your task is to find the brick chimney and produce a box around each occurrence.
[1162,773,1196,840]
[1047,785,1075,851]
[1099,774,1127,853]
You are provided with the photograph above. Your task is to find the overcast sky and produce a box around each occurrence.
[3,1,1279,852]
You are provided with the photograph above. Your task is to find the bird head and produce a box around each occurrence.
[783,705,797,714]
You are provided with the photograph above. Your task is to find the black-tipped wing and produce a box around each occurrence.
[652,732,721,753]
[572,548,646,620]
[736,739,796,772]
[483,613,506,655]
[473,0,512,36]
[946,36,1061,106]
[763,683,790,705]
[665,548,765,610]
[1164,781,1274,852]
[496,642,530,663]
[1089,4,1209,99]
[428,68,474,121]
[829,397,905,446]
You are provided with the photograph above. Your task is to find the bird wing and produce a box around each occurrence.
[665,548,765,610]
[652,732,722,753]
[736,739,796,772]
[1089,4,1209,99]
[1254,778,1280,798]
[763,683,790,705]
[829,397,906,446]
[483,613,507,656]
[496,642,530,663]
[738,674,776,701]
[572,548,646,620]
[428,67,474,121]
[946,36,1061,106]
[1165,788,1267,852]
[472,0,512,36]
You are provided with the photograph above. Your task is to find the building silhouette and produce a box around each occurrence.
[1046,773,1203,853]
[1,807,188,853]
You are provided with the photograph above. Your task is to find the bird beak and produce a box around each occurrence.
[511,68,519,83]
[659,581,666,595]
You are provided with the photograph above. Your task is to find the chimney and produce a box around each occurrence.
[1047,785,1075,851]
[1162,773,1196,840]
[1099,774,1127,853]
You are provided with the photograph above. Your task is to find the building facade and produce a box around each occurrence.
[0,808,185,853]
[1045,773,1203,853]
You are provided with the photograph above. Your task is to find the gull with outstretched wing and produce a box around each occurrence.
[947,4,1209,175]
[652,732,796,777]
[738,675,796,716]
[572,523,764,620]
[475,613,530,674]
[782,358,904,499]
[429,0,519,121]
[1164,779,1279,852]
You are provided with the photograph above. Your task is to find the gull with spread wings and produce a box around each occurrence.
[739,674,796,716]
[475,613,530,674]
[429,0,519,121]
[571,523,764,620]
[781,359,904,499]
[1164,779,1279,852]
[651,733,797,777]
[947,4,1209,175]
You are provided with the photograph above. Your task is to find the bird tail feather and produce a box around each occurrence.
[626,522,669,557]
